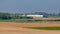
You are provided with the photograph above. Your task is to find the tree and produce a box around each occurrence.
[58,13,60,16]
[0,12,11,20]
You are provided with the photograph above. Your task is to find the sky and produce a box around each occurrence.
[0,0,60,14]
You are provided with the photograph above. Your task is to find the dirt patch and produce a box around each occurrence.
[0,22,60,34]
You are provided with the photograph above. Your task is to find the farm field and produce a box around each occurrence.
[0,22,60,34]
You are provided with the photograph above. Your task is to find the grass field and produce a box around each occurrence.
[26,27,60,30]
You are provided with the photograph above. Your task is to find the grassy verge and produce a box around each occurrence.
[26,27,60,30]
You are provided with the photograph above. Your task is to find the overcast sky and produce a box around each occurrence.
[0,0,60,14]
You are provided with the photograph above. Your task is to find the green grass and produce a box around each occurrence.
[0,19,35,22]
[26,27,60,30]
[0,20,13,22]
[14,19,35,22]
[48,16,60,18]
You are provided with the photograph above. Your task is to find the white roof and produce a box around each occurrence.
[26,15,43,17]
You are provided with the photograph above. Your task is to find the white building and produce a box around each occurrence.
[27,15,43,17]
[22,14,43,18]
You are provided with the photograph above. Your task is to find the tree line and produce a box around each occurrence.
[0,12,33,20]
[0,12,60,20]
